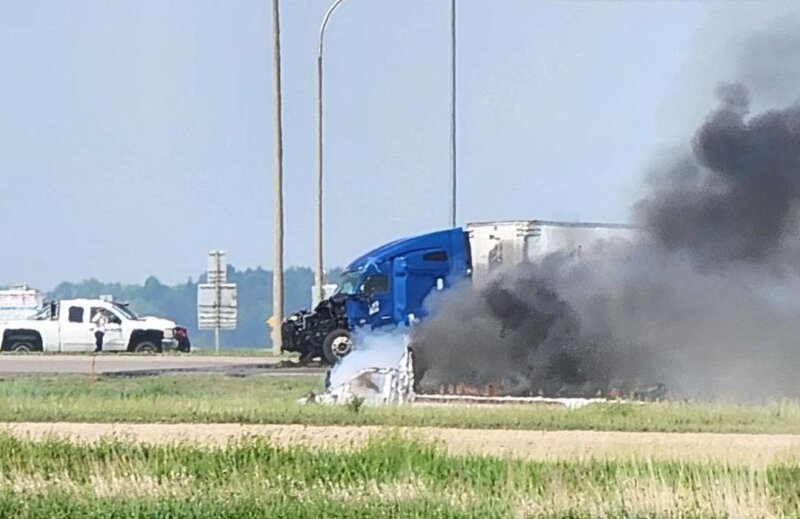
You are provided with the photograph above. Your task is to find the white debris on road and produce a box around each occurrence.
[300,347,415,406]
[413,394,628,409]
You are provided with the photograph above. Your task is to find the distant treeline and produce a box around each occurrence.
[48,266,341,349]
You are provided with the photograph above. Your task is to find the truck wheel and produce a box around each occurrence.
[133,341,161,354]
[322,329,352,364]
[9,341,35,353]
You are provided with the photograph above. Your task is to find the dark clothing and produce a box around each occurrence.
[94,331,104,352]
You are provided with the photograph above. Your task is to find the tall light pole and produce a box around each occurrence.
[314,0,458,301]
[271,0,285,354]
[315,0,347,305]
[449,0,457,228]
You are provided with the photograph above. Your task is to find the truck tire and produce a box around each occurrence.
[133,340,161,354]
[322,329,352,364]
[9,340,35,353]
[2,332,42,353]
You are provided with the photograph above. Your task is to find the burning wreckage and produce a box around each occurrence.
[291,218,670,406]
[301,343,661,408]
[300,75,800,403]
[296,220,669,406]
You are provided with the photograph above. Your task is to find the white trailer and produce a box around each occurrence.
[0,285,44,321]
[467,220,636,282]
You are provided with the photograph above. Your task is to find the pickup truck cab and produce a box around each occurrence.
[0,298,190,353]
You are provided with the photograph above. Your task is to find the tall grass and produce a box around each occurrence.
[0,433,795,517]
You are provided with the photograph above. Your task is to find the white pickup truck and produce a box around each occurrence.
[0,298,190,353]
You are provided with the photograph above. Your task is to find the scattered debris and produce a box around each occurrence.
[299,344,657,409]
[414,394,632,409]
[299,348,415,406]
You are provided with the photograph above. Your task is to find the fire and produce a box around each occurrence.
[438,382,505,397]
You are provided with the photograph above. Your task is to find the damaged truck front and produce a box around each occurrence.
[281,293,350,364]
[281,229,469,364]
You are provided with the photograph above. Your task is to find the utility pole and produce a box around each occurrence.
[271,0,284,355]
[313,0,455,294]
[214,249,221,354]
[449,0,457,228]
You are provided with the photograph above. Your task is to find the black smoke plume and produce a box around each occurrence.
[637,83,800,267]
[412,19,800,400]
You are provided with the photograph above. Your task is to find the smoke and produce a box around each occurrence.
[411,247,673,398]
[412,263,663,398]
[412,14,800,400]
[328,328,409,388]
[656,5,800,143]
[636,83,800,267]
[733,13,800,108]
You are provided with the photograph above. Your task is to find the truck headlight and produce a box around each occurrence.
[163,328,175,339]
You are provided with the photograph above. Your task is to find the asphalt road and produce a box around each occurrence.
[0,355,326,376]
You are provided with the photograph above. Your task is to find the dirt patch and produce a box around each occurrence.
[2,422,799,465]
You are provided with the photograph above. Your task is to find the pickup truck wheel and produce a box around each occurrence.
[133,341,160,354]
[322,329,352,364]
[9,341,34,353]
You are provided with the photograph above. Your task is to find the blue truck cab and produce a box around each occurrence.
[281,228,470,363]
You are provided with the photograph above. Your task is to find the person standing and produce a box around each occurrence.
[92,309,107,353]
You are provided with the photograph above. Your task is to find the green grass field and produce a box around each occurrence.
[0,433,796,518]
[1,374,800,434]
[2,375,799,517]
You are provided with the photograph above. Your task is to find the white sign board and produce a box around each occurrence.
[207,250,227,284]
[197,283,238,330]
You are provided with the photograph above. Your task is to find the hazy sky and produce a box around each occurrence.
[0,1,787,289]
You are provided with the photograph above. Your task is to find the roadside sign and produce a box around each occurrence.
[198,250,238,353]
[207,250,227,284]
[197,283,238,330]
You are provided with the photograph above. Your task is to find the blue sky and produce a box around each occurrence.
[0,1,791,289]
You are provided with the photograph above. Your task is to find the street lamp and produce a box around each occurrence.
[315,0,347,305]
[449,0,457,228]
[314,0,458,303]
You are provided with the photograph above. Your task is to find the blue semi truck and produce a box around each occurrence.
[281,220,634,364]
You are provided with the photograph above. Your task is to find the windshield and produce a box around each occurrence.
[335,273,361,295]
[111,302,140,320]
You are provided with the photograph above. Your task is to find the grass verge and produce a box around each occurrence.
[0,374,800,434]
